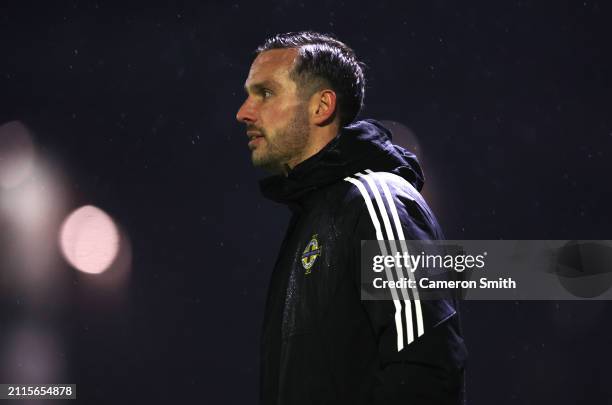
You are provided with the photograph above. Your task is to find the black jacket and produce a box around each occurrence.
[259,120,467,405]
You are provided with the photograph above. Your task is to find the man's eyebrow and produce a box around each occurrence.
[244,80,278,93]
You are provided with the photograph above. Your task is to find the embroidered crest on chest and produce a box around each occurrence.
[301,234,322,274]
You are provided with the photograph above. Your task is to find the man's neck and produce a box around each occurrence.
[283,124,340,175]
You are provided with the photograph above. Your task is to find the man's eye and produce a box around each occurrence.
[262,89,273,98]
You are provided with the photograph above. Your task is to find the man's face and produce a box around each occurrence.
[236,48,310,173]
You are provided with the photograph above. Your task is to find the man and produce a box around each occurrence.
[236,31,467,405]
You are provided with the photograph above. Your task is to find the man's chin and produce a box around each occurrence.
[251,153,281,174]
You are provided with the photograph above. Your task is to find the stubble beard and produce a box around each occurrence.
[251,105,310,174]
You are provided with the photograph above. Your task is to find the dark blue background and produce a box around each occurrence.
[1,1,611,403]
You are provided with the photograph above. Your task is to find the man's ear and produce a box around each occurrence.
[310,89,337,126]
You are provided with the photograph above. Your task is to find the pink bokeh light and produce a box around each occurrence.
[0,120,35,189]
[59,205,120,274]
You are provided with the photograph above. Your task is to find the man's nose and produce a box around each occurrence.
[236,99,256,124]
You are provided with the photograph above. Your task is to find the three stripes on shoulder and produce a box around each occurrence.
[344,169,423,352]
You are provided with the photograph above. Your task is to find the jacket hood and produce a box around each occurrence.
[259,119,425,205]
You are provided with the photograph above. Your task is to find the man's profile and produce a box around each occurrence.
[237,31,467,405]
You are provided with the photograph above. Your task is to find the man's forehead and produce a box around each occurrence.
[246,48,298,85]
[254,48,298,67]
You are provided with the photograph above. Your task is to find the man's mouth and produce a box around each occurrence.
[247,132,264,147]
[247,130,264,139]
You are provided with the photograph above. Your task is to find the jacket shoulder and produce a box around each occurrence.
[339,170,443,240]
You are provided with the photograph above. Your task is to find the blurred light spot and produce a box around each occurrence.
[0,167,60,232]
[380,120,422,156]
[0,160,67,292]
[0,120,35,189]
[1,322,65,383]
[59,205,119,274]
[380,120,441,214]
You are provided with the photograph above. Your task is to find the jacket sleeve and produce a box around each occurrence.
[347,178,467,405]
